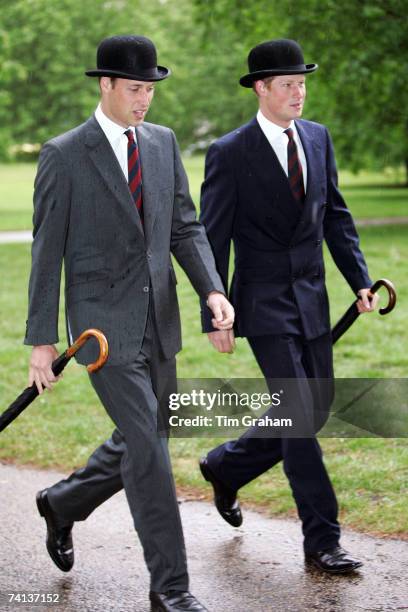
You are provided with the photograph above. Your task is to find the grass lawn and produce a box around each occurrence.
[0,161,407,230]
[0,219,407,537]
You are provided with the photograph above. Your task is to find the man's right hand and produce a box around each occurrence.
[29,345,60,394]
[207,330,235,354]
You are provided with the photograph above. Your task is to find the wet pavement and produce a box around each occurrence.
[0,462,407,612]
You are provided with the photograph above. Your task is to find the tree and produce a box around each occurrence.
[0,0,129,159]
[0,0,216,155]
[193,0,408,180]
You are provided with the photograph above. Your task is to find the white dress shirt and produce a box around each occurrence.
[94,104,136,181]
[256,109,307,192]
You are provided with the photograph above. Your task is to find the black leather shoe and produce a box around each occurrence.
[305,546,363,574]
[150,591,208,611]
[36,489,74,572]
[199,457,242,527]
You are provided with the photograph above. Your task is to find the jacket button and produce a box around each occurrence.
[146,250,152,259]
[316,240,322,246]
[143,286,149,292]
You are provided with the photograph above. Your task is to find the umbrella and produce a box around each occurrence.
[331,278,396,345]
[0,328,108,433]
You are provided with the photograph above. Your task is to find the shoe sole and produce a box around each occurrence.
[36,492,73,573]
[305,557,363,574]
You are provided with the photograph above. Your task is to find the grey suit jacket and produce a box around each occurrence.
[24,116,224,365]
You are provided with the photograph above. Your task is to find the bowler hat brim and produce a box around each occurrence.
[239,63,318,88]
[85,66,171,81]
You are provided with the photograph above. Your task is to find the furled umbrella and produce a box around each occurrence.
[0,328,108,433]
[331,278,396,345]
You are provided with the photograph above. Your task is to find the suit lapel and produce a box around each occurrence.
[136,124,160,245]
[84,116,144,238]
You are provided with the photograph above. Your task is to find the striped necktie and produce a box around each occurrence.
[284,127,305,203]
[125,129,143,220]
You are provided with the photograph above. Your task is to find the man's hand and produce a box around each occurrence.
[356,288,380,313]
[29,345,60,395]
[208,330,236,354]
[206,291,235,330]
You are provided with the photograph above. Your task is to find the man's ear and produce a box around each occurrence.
[100,76,112,93]
[254,80,266,96]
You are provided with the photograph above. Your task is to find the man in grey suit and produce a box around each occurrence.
[24,35,233,612]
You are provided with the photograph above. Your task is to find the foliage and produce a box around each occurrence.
[0,0,123,158]
[0,0,407,176]
[193,0,408,178]
[0,0,211,156]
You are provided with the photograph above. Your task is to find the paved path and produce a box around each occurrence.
[0,463,407,612]
[0,231,32,244]
[0,218,408,245]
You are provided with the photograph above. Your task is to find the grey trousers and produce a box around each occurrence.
[47,311,189,592]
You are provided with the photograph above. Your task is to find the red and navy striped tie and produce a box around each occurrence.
[284,127,305,203]
[125,129,143,220]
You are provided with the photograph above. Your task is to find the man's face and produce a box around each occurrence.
[257,74,306,127]
[100,78,155,127]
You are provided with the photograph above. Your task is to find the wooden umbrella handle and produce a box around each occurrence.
[66,328,109,372]
[369,278,397,315]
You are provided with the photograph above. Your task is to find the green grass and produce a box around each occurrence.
[0,164,36,231]
[0,222,407,537]
[0,161,407,230]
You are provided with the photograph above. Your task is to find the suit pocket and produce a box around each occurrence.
[71,254,108,283]
[66,279,109,304]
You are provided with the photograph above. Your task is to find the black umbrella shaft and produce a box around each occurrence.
[0,352,71,433]
[331,302,360,345]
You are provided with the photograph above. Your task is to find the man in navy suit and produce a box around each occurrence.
[198,39,378,574]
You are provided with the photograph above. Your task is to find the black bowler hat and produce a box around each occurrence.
[85,35,170,81]
[239,39,317,87]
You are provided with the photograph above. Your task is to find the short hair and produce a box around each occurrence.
[98,76,117,87]
[252,76,276,95]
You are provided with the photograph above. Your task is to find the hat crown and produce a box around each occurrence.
[97,35,158,73]
[85,34,170,81]
[248,39,305,73]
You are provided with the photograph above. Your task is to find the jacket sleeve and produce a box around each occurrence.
[24,142,71,346]
[199,141,237,332]
[169,130,225,299]
[323,128,372,294]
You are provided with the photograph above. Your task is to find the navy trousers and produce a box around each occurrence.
[207,333,341,553]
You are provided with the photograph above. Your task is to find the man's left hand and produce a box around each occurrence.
[206,291,235,330]
[357,288,380,313]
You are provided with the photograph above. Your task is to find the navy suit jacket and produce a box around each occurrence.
[200,117,372,340]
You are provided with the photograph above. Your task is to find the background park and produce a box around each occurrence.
[0,0,407,540]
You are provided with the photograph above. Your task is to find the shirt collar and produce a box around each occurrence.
[256,109,295,141]
[95,103,135,144]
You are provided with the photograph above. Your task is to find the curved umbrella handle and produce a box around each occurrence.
[66,328,109,372]
[332,278,397,345]
[369,278,397,315]
[0,329,109,434]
